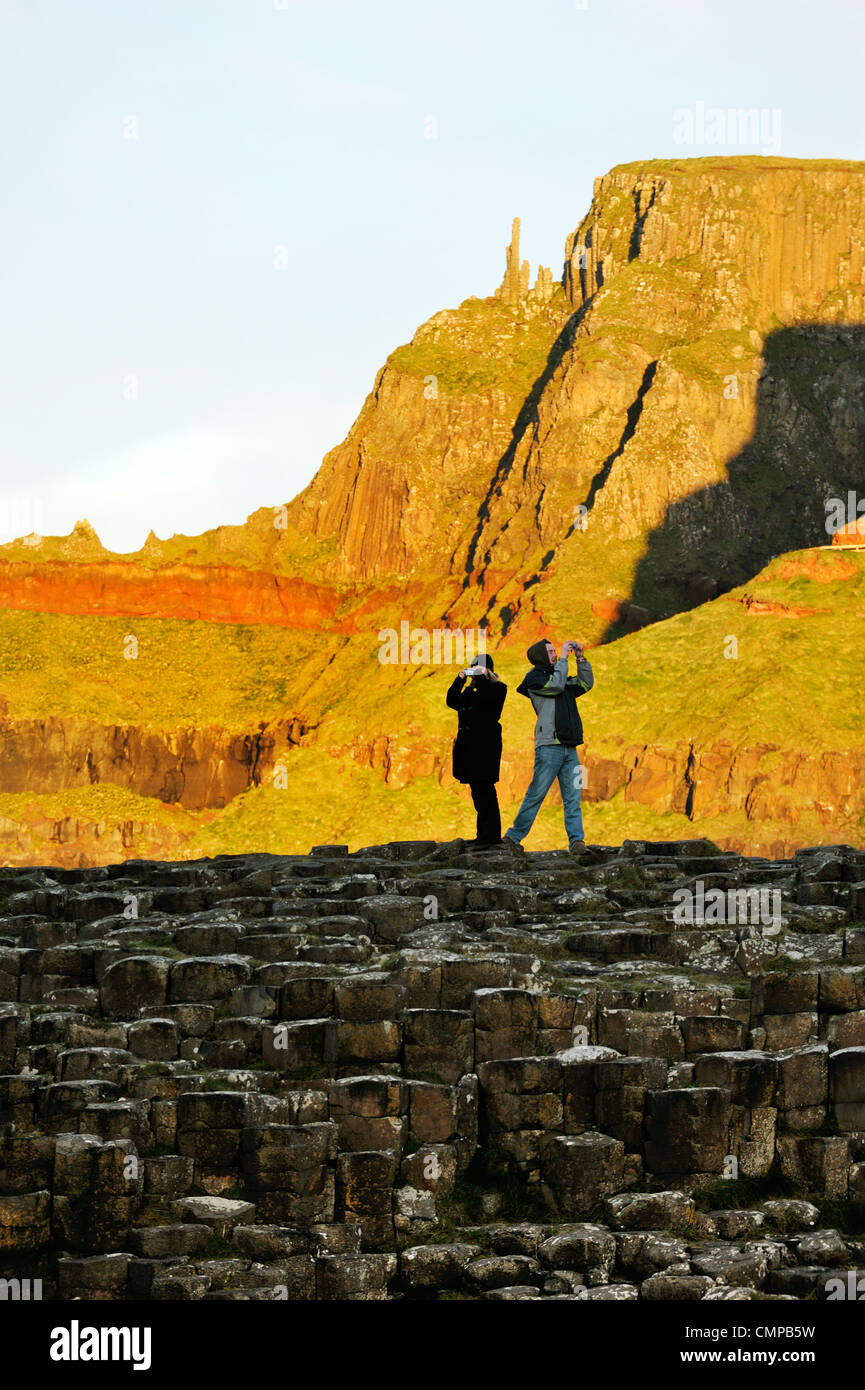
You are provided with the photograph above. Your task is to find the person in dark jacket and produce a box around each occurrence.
[445,652,507,847]
[502,637,594,854]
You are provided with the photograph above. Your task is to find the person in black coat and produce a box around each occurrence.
[445,652,507,847]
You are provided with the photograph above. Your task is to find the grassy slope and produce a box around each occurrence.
[0,547,860,744]
[0,547,861,859]
[389,290,571,397]
[591,548,865,751]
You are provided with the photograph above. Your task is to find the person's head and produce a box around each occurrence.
[468,652,495,680]
[526,639,555,669]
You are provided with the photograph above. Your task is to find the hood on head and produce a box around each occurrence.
[472,652,494,672]
[526,639,552,668]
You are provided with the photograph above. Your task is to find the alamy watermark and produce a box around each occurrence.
[825,491,865,537]
[50,1321,151,1370]
[673,101,781,156]
[377,624,487,666]
[0,1277,42,1300]
[825,1270,865,1300]
[672,880,781,929]
[0,496,45,541]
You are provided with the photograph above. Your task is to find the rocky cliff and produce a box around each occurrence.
[0,158,864,866]
[286,158,865,645]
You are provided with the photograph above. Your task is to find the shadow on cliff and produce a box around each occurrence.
[461,299,595,613]
[598,323,865,643]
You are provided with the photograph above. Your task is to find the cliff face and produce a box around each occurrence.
[1,158,864,866]
[4,160,865,638]
[448,160,865,640]
[565,162,865,319]
[0,713,307,807]
[0,559,347,630]
[286,227,572,585]
[211,159,865,647]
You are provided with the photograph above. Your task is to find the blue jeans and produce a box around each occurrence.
[506,744,584,844]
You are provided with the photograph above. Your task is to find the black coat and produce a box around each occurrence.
[446,674,507,783]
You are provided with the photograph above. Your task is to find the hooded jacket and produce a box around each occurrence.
[516,640,594,747]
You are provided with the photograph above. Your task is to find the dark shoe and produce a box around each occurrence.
[498,835,523,854]
[569,839,587,855]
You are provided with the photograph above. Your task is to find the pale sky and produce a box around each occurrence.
[1,0,863,552]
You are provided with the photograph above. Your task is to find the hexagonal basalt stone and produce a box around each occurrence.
[403,1009,474,1084]
[542,1131,625,1217]
[100,955,170,1018]
[644,1087,731,1176]
[316,1253,397,1300]
[829,1046,865,1130]
[0,1190,51,1252]
[463,1255,543,1292]
[603,1190,694,1233]
[334,974,406,1021]
[693,1050,778,1107]
[399,1242,479,1291]
[177,1195,255,1237]
[169,955,251,1004]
